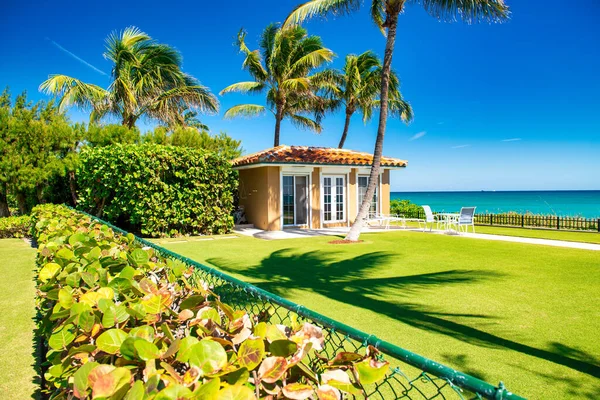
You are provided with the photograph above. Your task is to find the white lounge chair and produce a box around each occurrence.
[419,205,441,231]
[453,207,476,233]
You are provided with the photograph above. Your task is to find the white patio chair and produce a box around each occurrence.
[419,205,440,231]
[455,207,476,233]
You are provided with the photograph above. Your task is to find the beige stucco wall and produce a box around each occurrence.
[311,168,321,229]
[238,166,281,231]
[348,168,358,222]
[382,169,390,215]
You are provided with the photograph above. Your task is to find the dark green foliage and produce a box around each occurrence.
[84,124,140,147]
[31,204,386,399]
[142,126,243,160]
[0,215,31,238]
[390,199,423,216]
[77,144,238,237]
[0,88,83,214]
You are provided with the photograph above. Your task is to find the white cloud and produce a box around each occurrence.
[451,144,471,149]
[47,38,107,76]
[409,131,426,141]
[502,138,522,142]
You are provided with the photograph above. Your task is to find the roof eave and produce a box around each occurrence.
[232,161,407,170]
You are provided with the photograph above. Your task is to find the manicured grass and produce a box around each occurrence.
[155,231,600,399]
[0,239,38,399]
[474,225,600,244]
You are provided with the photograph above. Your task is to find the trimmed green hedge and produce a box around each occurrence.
[0,215,31,238]
[77,144,238,237]
[31,204,386,399]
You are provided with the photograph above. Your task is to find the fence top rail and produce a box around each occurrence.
[73,207,524,400]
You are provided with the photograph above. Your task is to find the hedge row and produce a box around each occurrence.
[0,215,31,238]
[32,204,387,399]
[77,144,238,237]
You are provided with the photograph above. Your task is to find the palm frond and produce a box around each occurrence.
[289,48,335,76]
[410,0,510,24]
[389,98,414,123]
[370,0,386,34]
[223,104,267,119]
[39,75,108,112]
[237,29,269,81]
[280,77,311,92]
[289,113,322,133]
[283,0,361,28]
[220,82,266,95]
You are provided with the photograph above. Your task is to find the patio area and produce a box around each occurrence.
[233,224,600,250]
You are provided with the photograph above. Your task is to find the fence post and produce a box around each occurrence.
[557,217,560,230]
[521,215,524,228]
[490,214,493,226]
[597,219,600,233]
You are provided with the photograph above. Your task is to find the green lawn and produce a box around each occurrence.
[0,239,38,399]
[155,231,600,399]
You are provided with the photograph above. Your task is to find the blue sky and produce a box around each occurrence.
[2,0,599,191]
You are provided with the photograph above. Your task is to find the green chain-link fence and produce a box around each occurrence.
[79,209,525,400]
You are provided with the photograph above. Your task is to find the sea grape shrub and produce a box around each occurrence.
[390,199,423,218]
[76,144,238,237]
[0,215,31,238]
[32,204,389,399]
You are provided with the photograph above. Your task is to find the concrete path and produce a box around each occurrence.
[234,226,600,251]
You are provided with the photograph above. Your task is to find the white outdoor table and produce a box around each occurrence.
[437,213,460,232]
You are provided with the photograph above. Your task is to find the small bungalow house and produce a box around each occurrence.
[232,145,407,231]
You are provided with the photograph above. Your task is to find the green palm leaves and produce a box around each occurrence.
[318,51,413,148]
[221,24,335,146]
[40,27,218,129]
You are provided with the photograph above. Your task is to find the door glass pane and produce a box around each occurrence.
[336,177,344,220]
[295,176,308,225]
[283,176,294,225]
[323,177,332,221]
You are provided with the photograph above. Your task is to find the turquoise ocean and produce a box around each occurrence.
[390,191,600,218]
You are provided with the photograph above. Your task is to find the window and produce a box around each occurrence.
[358,176,378,215]
[323,175,345,222]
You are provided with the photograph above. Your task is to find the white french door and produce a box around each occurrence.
[322,175,346,223]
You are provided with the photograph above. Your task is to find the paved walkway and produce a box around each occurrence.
[234,226,600,251]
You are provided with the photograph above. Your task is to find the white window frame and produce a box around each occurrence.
[281,173,311,228]
[357,175,379,216]
[322,175,346,223]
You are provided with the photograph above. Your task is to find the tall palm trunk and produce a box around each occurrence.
[338,110,353,148]
[68,170,78,206]
[274,104,284,147]
[345,11,399,241]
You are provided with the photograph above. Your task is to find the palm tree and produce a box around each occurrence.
[318,51,413,148]
[220,24,334,147]
[285,0,510,241]
[40,27,218,129]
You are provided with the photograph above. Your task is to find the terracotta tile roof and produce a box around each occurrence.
[232,145,407,168]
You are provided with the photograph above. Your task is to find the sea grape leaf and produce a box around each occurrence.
[179,295,204,310]
[73,361,99,399]
[130,248,150,267]
[91,366,131,398]
[355,359,389,385]
[283,383,314,400]
[188,339,228,376]
[237,338,265,371]
[269,339,297,357]
[124,380,145,400]
[58,288,74,309]
[134,339,160,361]
[39,262,61,282]
[258,356,288,384]
[217,385,255,400]
[191,377,220,399]
[154,384,192,400]
[96,329,128,354]
[49,323,76,350]
[329,352,364,365]
[176,336,199,363]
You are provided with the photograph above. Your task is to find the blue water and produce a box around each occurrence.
[390,191,600,218]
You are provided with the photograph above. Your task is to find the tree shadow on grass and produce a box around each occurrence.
[208,248,600,379]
